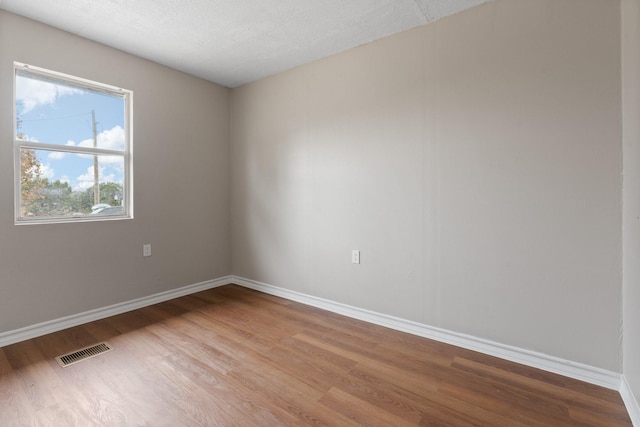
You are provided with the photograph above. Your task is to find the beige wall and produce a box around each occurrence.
[623,0,640,400]
[0,0,631,386]
[0,11,231,331]
[231,0,623,371]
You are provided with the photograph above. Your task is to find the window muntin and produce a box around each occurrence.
[14,63,132,223]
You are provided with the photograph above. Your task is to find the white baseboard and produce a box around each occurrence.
[1,274,635,424]
[231,275,622,391]
[621,376,640,426]
[0,276,232,348]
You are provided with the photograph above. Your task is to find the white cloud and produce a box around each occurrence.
[76,125,125,151]
[18,134,39,142]
[48,151,66,160]
[40,164,55,180]
[69,126,125,165]
[47,140,78,160]
[77,166,99,190]
[16,75,82,114]
[76,165,116,190]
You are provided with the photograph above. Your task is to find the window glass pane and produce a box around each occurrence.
[16,71,126,151]
[19,148,125,219]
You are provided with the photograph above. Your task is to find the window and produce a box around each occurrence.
[14,62,132,224]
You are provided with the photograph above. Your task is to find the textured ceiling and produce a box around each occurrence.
[0,0,492,88]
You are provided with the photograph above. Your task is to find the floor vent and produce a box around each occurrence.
[55,342,113,367]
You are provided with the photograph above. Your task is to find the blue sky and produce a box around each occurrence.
[16,71,126,191]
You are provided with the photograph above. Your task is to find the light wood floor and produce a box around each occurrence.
[0,285,632,426]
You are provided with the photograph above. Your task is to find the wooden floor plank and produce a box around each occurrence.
[349,361,531,427]
[0,285,632,426]
[319,386,416,427]
[0,349,35,427]
[451,356,630,420]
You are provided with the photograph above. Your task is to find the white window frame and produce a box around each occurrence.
[13,62,133,224]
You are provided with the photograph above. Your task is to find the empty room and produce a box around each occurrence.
[1,0,640,425]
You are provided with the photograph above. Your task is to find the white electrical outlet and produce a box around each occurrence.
[143,244,152,257]
[352,250,360,264]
